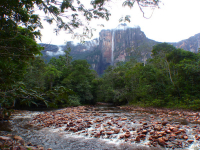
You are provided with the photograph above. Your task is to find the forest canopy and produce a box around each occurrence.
[8,0,200,121]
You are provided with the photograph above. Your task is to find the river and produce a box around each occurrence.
[0,105,200,150]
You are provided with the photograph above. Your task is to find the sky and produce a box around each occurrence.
[36,0,200,45]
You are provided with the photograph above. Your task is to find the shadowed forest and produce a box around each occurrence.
[1,42,200,120]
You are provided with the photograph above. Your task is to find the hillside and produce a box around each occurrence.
[40,25,200,74]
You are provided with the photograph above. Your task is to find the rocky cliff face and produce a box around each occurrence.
[172,33,200,53]
[41,25,200,74]
[97,26,157,68]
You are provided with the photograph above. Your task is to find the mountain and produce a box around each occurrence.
[172,33,200,53]
[40,24,200,74]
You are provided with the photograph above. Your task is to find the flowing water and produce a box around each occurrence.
[0,106,200,150]
[111,30,115,66]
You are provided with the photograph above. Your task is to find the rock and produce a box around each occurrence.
[65,127,69,131]
[107,132,113,135]
[135,136,140,142]
[179,129,186,133]
[19,140,25,146]
[12,146,20,150]
[67,122,74,127]
[0,136,12,141]
[143,122,147,125]
[170,133,176,137]
[107,122,112,125]
[27,142,32,146]
[77,125,84,131]
[119,135,124,139]
[121,118,127,121]
[162,121,168,126]
[166,130,171,134]
[77,119,82,123]
[124,132,131,138]
[168,136,175,141]
[19,146,27,150]
[149,137,153,141]
[0,141,3,147]
[94,132,101,138]
[188,139,194,143]
[69,127,78,132]
[142,130,148,134]
[158,138,167,146]
[175,130,181,135]
[114,128,120,134]
[172,128,178,132]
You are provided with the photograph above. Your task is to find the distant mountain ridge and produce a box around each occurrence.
[172,33,200,53]
[40,25,200,74]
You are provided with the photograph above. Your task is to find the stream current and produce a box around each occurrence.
[0,106,200,150]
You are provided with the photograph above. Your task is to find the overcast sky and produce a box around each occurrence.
[36,0,200,45]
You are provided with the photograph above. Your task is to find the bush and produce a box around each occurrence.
[68,95,81,106]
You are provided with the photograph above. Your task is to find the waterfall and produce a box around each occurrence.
[111,30,115,65]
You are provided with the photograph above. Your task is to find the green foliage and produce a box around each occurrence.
[68,95,81,106]
[62,60,96,104]
[0,0,160,119]
[46,86,74,108]
[94,43,200,110]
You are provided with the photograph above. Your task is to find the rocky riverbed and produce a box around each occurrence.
[1,105,200,149]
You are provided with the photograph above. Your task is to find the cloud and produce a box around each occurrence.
[36,0,200,45]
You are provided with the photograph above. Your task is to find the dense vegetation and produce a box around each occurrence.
[97,43,200,109]
[21,43,200,110]
[3,0,200,120]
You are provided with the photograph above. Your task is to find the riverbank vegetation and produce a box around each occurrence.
[97,43,200,109]
[1,0,200,120]
[1,42,200,120]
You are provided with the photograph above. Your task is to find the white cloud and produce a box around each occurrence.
[36,0,200,45]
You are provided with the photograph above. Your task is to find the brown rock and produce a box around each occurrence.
[107,122,112,125]
[69,127,78,132]
[183,136,188,140]
[77,119,82,123]
[163,137,168,141]
[135,136,140,142]
[139,134,146,138]
[179,129,186,133]
[162,121,168,126]
[142,130,148,134]
[0,136,12,141]
[65,127,70,131]
[188,139,194,143]
[114,128,120,134]
[121,118,127,121]
[166,130,171,134]
[12,146,19,150]
[169,126,175,131]
[19,146,27,150]
[172,128,178,132]
[158,138,167,146]
[171,133,176,137]
[175,130,181,135]
[107,132,113,135]
[149,137,153,141]
[124,132,131,138]
[119,135,124,139]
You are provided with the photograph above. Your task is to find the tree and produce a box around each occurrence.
[0,0,160,118]
[62,60,96,104]
[45,65,62,90]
